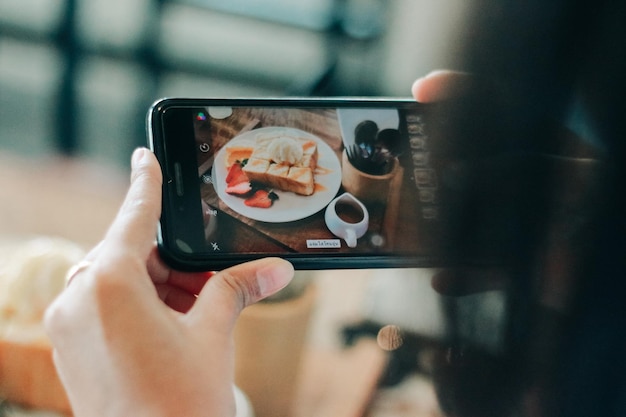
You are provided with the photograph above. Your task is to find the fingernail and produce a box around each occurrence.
[411,77,425,100]
[131,147,148,169]
[256,260,294,297]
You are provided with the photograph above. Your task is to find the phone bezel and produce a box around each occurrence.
[147,97,444,271]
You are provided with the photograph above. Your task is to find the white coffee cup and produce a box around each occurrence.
[324,192,369,248]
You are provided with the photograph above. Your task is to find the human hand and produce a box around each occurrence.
[44,148,294,417]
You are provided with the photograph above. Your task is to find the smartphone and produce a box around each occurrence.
[147,97,448,271]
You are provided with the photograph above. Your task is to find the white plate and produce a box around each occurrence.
[213,127,341,223]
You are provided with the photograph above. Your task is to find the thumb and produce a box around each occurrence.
[412,70,472,103]
[103,148,163,260]
[187,258,294,332]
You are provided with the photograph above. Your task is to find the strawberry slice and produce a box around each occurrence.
[226,181,252,196]
[244,190,278,208]
[225,163,249,186]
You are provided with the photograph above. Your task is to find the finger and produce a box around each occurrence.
[166,271,214,295]
[154,284,199,313]
[412,70,472,103]
[83,240,104,262]
[145,245,170,283]
[146,246,213,295]
[103,148,162,260]
[187,258,294,332]
[63,241,104,287]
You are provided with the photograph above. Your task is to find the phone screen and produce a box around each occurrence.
[149,98,446,270]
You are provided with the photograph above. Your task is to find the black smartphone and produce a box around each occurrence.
[147,97,447,271]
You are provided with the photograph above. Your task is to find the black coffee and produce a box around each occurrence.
[335,202,364,224]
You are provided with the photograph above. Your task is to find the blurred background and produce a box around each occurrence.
[0,0,468,169]
[1,4,471,415]
[5,3,619,416]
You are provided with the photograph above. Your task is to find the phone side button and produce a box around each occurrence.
[174,162,184,196]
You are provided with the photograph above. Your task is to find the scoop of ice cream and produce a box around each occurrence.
[267,136,303,165]
[0,237,85,342]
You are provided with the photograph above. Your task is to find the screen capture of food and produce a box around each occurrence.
[193,106,440,256]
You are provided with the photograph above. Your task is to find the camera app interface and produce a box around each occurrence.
[192,106,438,256]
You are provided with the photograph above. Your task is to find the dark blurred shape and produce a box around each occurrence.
[429,1,626,416]
[0,0,388,161]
